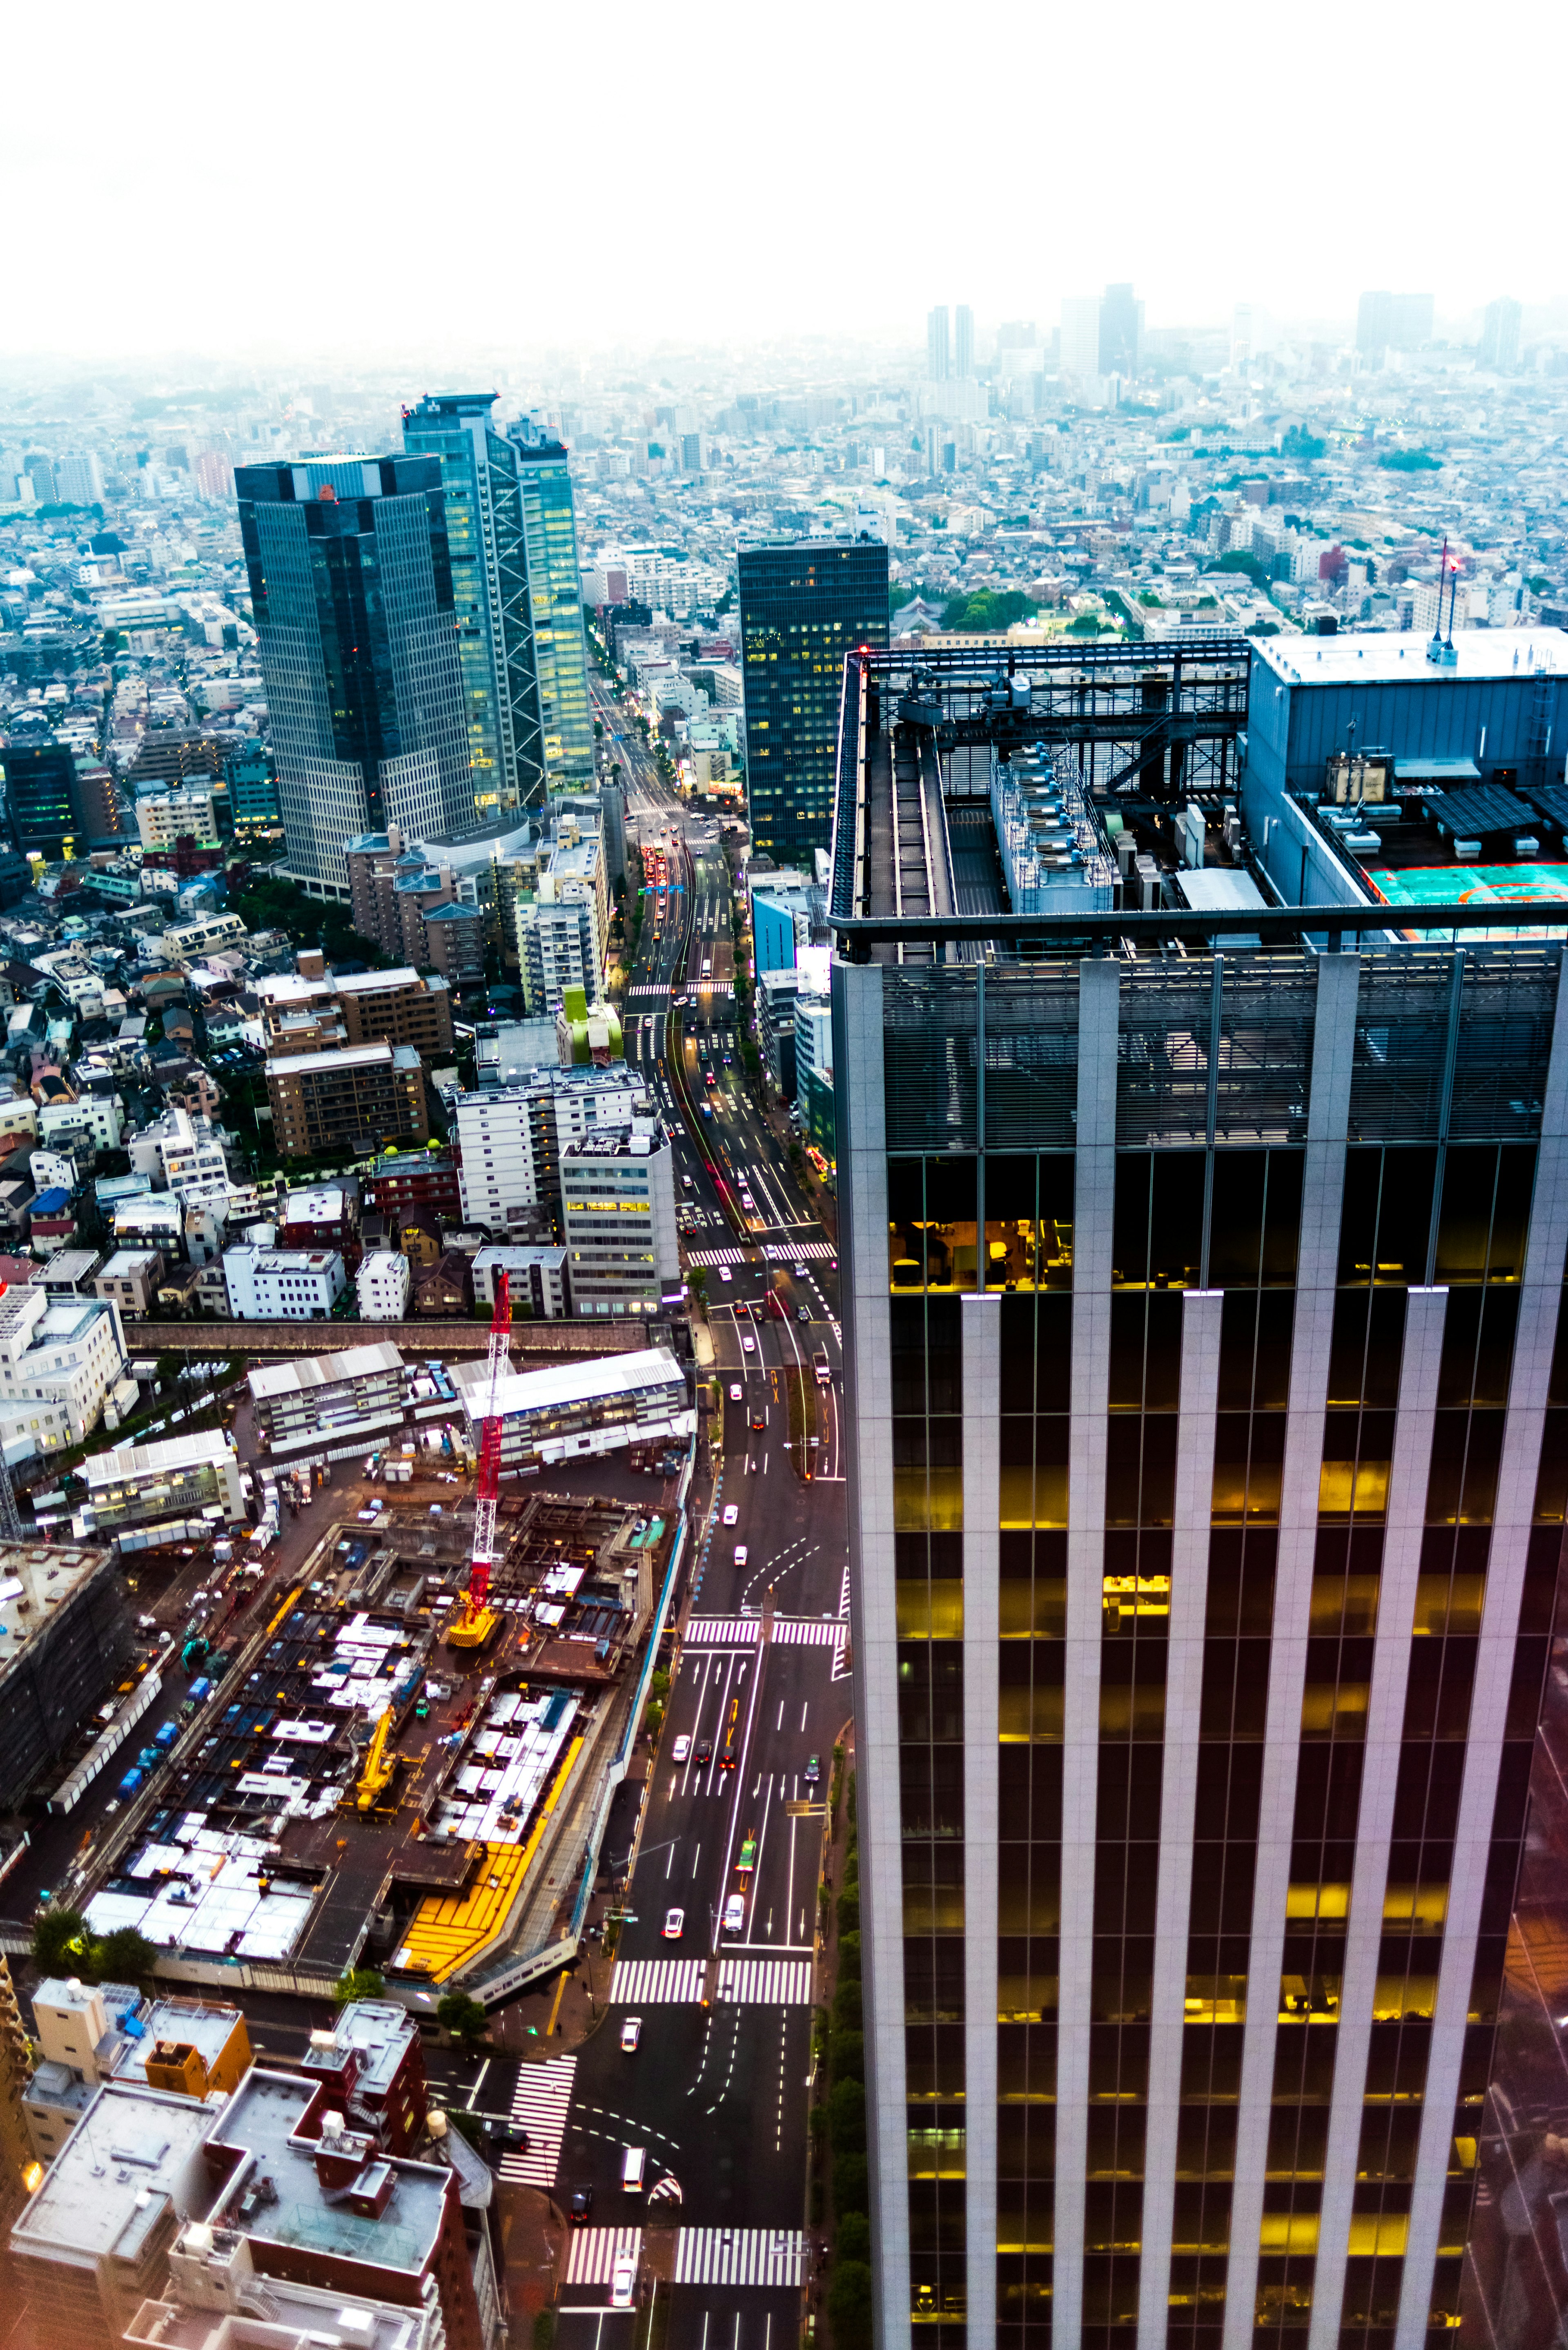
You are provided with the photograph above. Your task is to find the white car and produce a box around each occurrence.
[722,1504,739,1526]
[793,1264,808,1278]
[742,1335,755,1354]
[663,1907,685,1939]
[734,1544,748,1567]
[620,2015,642,2053]
[672,1733,691,1763]
[722,1893,746,1934]
[729,1382,742,1401]
[611,2251,637,2308]
[718,1266,732,1284]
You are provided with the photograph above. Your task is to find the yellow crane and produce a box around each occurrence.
[354,1712,397,1813]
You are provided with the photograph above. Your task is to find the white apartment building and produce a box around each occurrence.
[161,912,247,959]
[356,1250,411,1321]
[559,1130,679,1315]
[516,889,601,1012]
[128,1106,230,1203]
[453,1066,651,1231]
[223,1245,347,1320]
[0,1284,126,1449]
[136,787,219,849]
[40,1093,122,1152]
[471,1244,569,1318]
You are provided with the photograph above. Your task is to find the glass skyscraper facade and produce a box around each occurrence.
[833,645,1568,2350]
[236,454,472,889]
[513,420,595,792]
[401,397,593,811]
[738,537,889,867]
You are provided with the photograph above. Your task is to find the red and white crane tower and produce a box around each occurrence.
[448,1271,511,1650]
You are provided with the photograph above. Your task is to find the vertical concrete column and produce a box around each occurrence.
[1307,1287,1449,2350]
[1053,954,1122,2346]
[1138,1286,1225,2346]
[962,1293,1001,2345]
[1223,951,1362,2350]
[832,963,910,2350]
[1396,956,1568,2350]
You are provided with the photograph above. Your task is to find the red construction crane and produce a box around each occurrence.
[448,1272,511,1650]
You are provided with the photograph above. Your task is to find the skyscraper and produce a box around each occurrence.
[401,393,548,816]
[236,455,473,890]
[737,537,888,867]
[955,305,975,380]
[1061,297,1104,383]
[1099,283,1143,379]
[1356,292,1394,369]
[1479,299,1522,373]
[929,306,952,382]
[512,417,595,792]
[833,640,1568,2350]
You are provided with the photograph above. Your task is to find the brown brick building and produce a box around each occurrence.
[336,968,455,1060]
[266,1043,428,1160]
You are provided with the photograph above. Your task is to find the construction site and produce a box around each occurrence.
[71,1282,688,2003]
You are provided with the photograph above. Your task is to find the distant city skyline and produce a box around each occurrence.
[4,0,1564,357]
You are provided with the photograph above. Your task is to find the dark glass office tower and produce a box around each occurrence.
[236,454,473,888]
[833,643,1568,2350]
[0,733,82,855]
[737,537,888,867]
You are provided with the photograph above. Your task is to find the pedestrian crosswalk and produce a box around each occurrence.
[685,1616,760,1645]
[771,1619,848,1649]
[838,1562,851,1619]
[762,1240,836,1261]
[625,985,668,1001]
[686,1245,752,1266]
[608,1956,705,2004]
[565,2226,642,2285]
[674,2227,806,2287]
[683,1615,846,1648]
[716,1955,814,2005]
[499,2054,576,2186]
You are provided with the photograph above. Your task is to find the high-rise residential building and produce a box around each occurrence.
[1389,294,1434,352]
[1061,296,1104,383]
[955,305,975,379]
[833,640,1568,2350]
[1479,298,1522,373]
[235,454,474,891]
[1099,282,1143,379]
[929,306,952,382]
[737,537,889,866]
[55,453,103,504]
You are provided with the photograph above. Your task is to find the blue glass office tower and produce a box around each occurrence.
[236,454,472,890]
[738,535,889,866]
[401,396,594,809]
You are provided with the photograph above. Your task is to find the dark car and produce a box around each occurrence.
[750,1411,765,1431]
[570,2186,594,2223]
[696,1739,713,1766]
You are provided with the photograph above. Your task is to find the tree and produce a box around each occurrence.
[436,1989,490,2049]
[94,1926,157,1983]
[32,1905,90,1976]
[334,1966,385,2005]
[826,2258,875,2350]
[827,2076,866,2155]
[940,589,1038,634]
[1212,551,1270,591]
[1280,424,1327,462]
[1379,448,1441,473]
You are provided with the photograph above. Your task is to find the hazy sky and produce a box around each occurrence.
[4,0,1555,362]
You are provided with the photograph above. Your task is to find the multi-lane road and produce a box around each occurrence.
[533,682,849,2341]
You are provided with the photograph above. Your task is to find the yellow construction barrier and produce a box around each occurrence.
[399,1734,584,1982]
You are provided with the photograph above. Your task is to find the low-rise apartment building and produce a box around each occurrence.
[91,1248,163,1319]
[81,1427,245,1534]
[247,1341,405,1453]
[0,1285,126,1448]
[356,1249,412,1320]
[222,1245,346,1320]
[471,1243,568,1318]
[266,1042,428,1158]
[559,1129,679,1314]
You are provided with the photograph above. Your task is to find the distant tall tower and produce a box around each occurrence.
[738,537,889,865]
[1061,297,1103,383]
[954,305,975,379]
[928,306,951,382]
[1479,297,1523,372]
[1098,283,1143,379]
[1356,290,1393,368]
[236,454,475,888]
